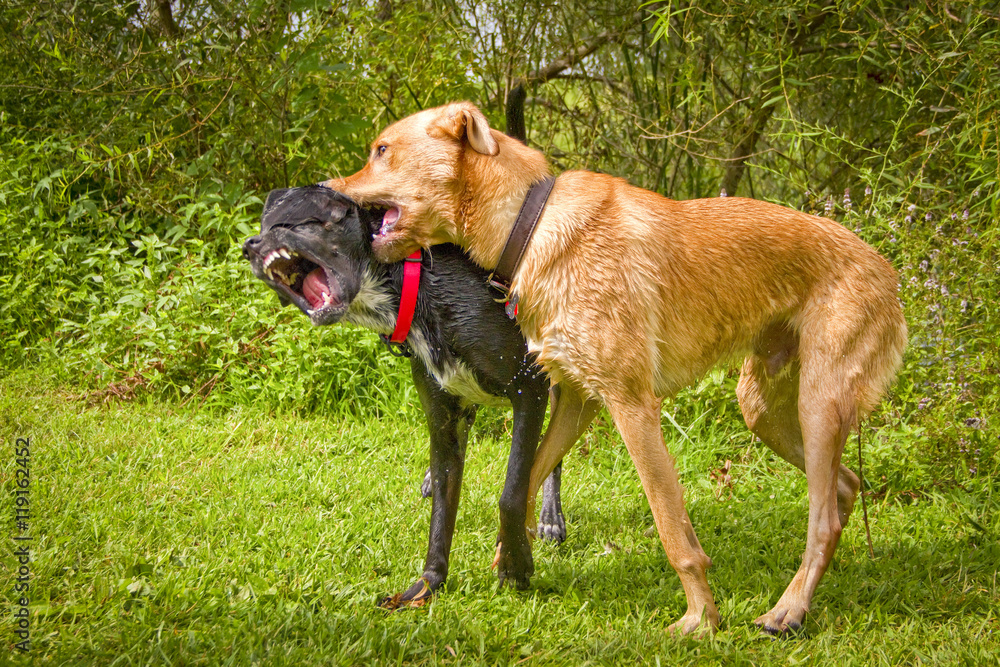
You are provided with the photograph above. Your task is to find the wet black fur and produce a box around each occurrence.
[243,185,566,605]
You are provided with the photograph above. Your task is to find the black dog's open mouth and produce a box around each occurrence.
[261,247,340,313]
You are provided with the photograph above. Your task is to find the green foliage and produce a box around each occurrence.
[521,0,1000,202]
[0,0,480,230]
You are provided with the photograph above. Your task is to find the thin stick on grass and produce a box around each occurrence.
[858,426,875,559]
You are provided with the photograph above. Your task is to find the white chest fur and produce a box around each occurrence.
[407,331,507,408]
[343,270,506,409]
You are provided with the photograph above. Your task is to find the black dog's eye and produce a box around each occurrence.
[266,218,325,232]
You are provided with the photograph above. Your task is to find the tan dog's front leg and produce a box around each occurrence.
[525,384,600,537]
[605,395,720,636]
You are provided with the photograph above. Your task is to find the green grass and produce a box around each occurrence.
[2,369,997,665]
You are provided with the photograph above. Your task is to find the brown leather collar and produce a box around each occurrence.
[487,176,556,300]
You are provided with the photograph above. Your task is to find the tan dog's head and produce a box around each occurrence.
[326,102,501,263]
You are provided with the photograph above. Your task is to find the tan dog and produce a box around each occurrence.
[326,102,907,636]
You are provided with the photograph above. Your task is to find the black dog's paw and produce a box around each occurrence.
[538,504,566,543]
[420,467,432,498]
[494,536,534,590]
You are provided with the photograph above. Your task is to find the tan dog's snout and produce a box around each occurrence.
[326,102,526,263]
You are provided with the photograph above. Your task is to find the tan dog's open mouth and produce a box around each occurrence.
[371,205,413,259]
[377,206,401,238]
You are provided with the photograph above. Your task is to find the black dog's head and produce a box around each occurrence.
[242,185,381,326]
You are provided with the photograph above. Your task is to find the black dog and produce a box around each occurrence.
[242,185,567,606]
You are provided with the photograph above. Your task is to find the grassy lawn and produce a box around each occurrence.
[2,369,996,665]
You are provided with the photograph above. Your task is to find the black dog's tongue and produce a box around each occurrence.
[303,268,331,309]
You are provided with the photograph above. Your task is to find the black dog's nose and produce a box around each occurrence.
[242,236,262,260]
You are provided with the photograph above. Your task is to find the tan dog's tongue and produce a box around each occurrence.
[302,268,330,308]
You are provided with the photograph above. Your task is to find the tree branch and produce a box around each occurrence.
[721,1,835,197]
[154,0,181,39]
[505,13,642,144]
[526,24,630,84]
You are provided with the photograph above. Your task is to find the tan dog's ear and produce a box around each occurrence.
[429,102,500,156]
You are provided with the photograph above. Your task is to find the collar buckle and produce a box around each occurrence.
[486,176,555,304]
[486,274,510,303]
[379,334,412,358]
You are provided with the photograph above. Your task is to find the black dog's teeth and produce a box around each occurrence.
[262,247,315,290]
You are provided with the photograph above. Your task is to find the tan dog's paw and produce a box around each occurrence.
[754,606,807,636]
[666,606,720,638]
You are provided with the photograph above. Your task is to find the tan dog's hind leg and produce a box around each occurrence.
[740,283,905,635]
[605,395,721,636]
[525,384,600,537]
[736,356,860,530]
[742,333,862,634]
[754,386,852,634]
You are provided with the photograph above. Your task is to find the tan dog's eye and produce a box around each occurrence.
[375,144,387,158]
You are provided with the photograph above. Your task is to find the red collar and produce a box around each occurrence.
[388,250,422,344]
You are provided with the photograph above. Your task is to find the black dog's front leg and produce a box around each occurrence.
[380,356,474,609]
[425,465,566,547]
[425,459,567,544]
[494,382,548,590]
